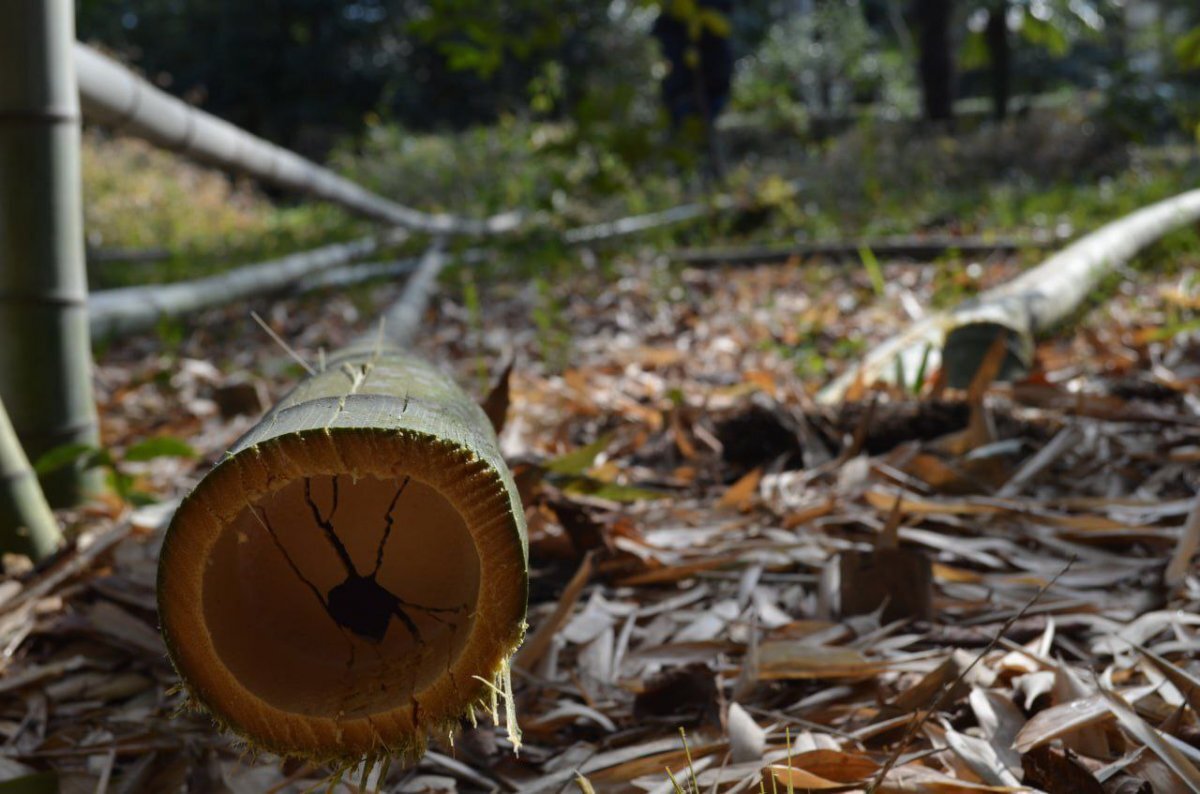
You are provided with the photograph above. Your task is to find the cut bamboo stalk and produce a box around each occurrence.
[369,244,447,349]
[295,250,490,295]
[563,199,724,244]
[296,258,421,294]
[158,246,525,763]
[0,396,62,560]
[0,0,100,505]
[74,44,523,237]
[671,232,1064,267]
[819,188,1200,403]
[89,232,404,337]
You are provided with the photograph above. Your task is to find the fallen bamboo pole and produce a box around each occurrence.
[292,251,488,294]
[83,191,725,337]
[672,233,1063,267]
[86,246,171,265]
[563,199,725,244]
[74,44,523,237]
[295,258,420,294]
[368,243,447,349]
[157,244,526,763]
[76,37,794,253]
[819,188,1200,403]
[88,232,406,337]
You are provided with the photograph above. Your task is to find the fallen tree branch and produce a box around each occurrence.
[819,188,1200,403]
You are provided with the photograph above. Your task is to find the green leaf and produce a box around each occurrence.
[560,476,668,503]
[105,469,135,502]
[127,491,160,507]
[913,343,934,394]
[1020,15,1069,58]
[33,443,102,476]
[858,245,884,298]
[544,433,613,476]
[1176,26,1200,69]
[123,437,196,462]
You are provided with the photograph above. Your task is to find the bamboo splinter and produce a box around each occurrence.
[158,338,527,762]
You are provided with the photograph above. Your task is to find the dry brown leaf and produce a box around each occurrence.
[764,764,851,790]
[878,763,1024,794]
[513,552,594,672]
[1013,693,1114,753]
[783,749,881,783]
[1020,745,1105,794]
[1099,685,1200,792]
[756,642,892,681]
[480,356,514,435]
[1136,644,1200,716]
[718,467,763,511]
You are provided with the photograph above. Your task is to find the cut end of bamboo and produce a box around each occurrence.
[159,425,527,763]
[942,321,1032,389]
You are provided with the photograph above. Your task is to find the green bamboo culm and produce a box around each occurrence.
[0,0,101,506]
[0,396,62,560]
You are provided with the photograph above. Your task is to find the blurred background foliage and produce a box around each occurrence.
[75,0,1200,279]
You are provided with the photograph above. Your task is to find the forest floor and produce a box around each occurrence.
[5,229,1200,793]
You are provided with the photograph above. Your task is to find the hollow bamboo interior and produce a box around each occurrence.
[158,348,527,761]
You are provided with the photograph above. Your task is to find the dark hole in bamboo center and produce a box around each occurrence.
[202,474,480,719]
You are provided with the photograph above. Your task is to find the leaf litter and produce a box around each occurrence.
[4,249,1200,792]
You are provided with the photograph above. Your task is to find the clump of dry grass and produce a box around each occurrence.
[80,131,359,286]
[81,130,279,251]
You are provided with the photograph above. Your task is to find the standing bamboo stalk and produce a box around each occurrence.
[0,0,100,506]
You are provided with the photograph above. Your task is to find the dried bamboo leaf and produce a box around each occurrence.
[1098,685,1200,793]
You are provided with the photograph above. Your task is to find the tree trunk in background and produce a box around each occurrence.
[915,0,956,122]
[985,3,1011,120]
[0,0,100,506]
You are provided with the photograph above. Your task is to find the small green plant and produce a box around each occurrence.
[912,343,934,394]
[665,726,701,794]
[858,245,885,298]
[460,269,490,392]
[531,275,573,372]
[35,437,196,506]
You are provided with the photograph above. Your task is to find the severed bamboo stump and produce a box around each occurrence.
[158,345,527,763]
